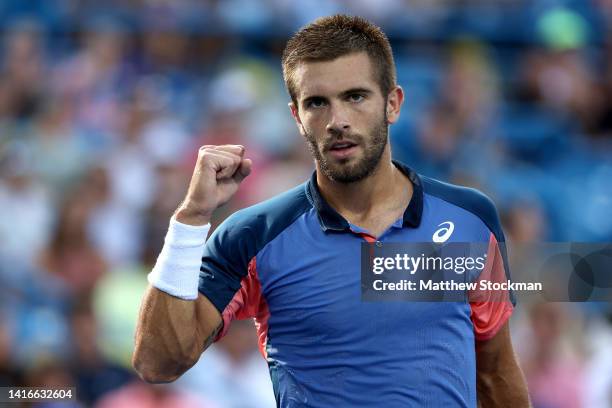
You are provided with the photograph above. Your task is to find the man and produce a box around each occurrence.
[133,15,530,407]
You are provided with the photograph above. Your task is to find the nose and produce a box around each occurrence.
[326,104,350,136]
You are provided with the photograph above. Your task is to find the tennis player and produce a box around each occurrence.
[133,15,530,407]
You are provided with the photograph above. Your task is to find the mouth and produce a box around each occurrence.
[327,140,359,159]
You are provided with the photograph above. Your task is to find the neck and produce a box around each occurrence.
[316,148,408,220]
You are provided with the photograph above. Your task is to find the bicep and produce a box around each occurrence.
[133,287,222,382]
[476,321,515,372]
[476,322,530,407]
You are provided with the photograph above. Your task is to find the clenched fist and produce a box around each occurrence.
[175,144,252,225]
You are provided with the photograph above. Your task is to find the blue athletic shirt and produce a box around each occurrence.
[198,160,513,407]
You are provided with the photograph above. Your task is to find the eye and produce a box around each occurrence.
[347,93,365,103]
[305,98,327,109]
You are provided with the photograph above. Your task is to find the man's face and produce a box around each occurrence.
[289,52,400,183]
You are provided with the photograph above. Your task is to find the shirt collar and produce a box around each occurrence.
[305,160,423,232]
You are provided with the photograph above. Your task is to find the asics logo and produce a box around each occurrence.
[433,221,454,243]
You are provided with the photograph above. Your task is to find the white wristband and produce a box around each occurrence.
[147,217,211,300]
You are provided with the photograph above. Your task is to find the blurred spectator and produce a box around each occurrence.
[25,361,82,408]
[69,297,133,406]
[440,40,501,138]
[520,303,586,408]
[86,164,144,268]
[590,34,612,138]
[516,48,602,133]
[142,163,190,268]
[26,100,90,192]
[238,146,313,207]
[95,381,213,408]
[90,267,149,367]
[38,182,107,296]
[0,315,21,387]
[1,20,45,120]
[581,314,612,408]
[0,141,53,261]
[502,198,548,243]
[51,20,130,139]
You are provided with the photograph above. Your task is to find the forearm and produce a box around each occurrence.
[132,286,221,383]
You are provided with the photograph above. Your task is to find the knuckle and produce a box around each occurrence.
[199,145,216,153]
[199,148,216,158]
[220,144,243,153]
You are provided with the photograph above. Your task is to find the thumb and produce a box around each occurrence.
[233,158,252,182]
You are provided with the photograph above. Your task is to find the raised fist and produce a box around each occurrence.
[175,144,252,225]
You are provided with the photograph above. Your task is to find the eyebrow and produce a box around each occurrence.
[302,87,374,105]
[339,87,373,98]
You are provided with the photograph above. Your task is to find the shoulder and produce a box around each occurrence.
[420,175,504,242]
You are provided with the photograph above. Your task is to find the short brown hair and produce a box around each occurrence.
[282,14,396,105]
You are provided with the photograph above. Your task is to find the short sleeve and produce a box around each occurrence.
[212,257,269,348]
[469,233,514,341]
[198,213,255,315]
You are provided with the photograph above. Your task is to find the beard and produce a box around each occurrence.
[305,111,388,184]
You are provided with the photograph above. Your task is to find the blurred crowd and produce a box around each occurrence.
[0,1,611,407]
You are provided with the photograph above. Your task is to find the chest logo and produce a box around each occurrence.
[433,221,454,243]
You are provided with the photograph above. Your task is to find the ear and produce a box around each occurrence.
[289,101,306,137]
[385,86,404,125]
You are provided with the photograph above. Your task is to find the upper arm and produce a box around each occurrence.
[476,322,531,407]
[198,215,261,342]
[195,293,223,349]
[133,286,224,383]
[475,321,514,372]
